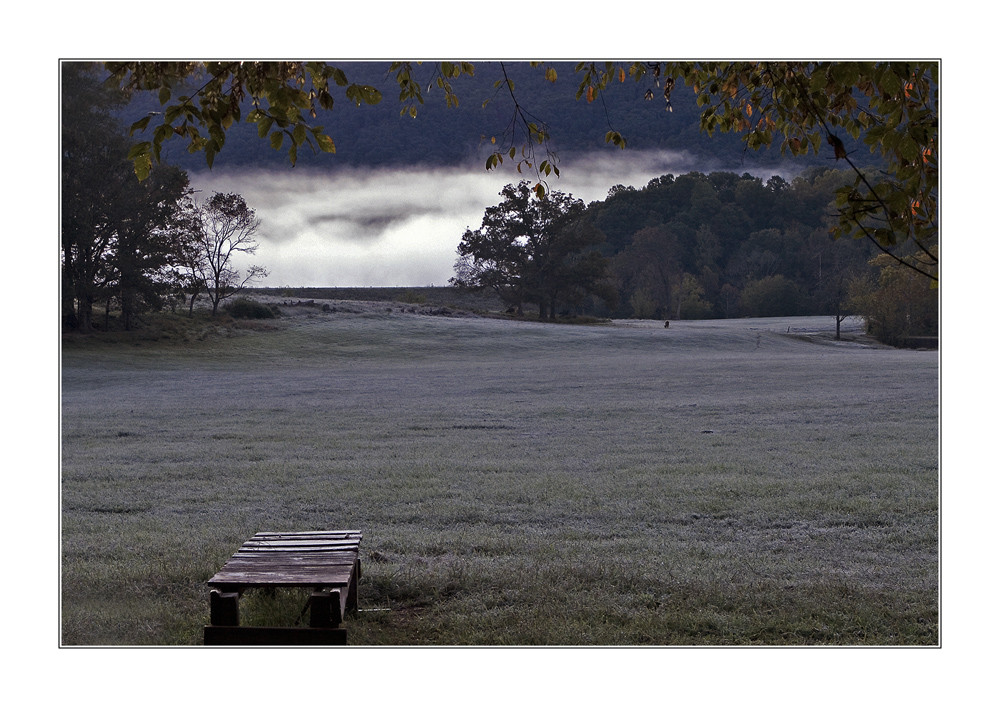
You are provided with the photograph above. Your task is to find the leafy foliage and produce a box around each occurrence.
[573,169,882,321]
[847,249,939,346]
[61,63,193,332]
[106,61,379,177]
[580,61,938,280]
[107,61,935,268]
[451,182,615,317]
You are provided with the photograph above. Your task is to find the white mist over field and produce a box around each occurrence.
[189,150,792,288]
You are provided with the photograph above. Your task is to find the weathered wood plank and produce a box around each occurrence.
[251,532,361,542]
[203,625,347,646]
[208,570,355,587]
[255,530,361,536]
[227,553,355,559]
[237,543,358,553]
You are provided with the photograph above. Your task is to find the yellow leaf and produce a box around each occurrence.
[745,103,753,117]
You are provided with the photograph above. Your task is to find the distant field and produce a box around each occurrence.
[60,307,939,645]
[250,286,506,313]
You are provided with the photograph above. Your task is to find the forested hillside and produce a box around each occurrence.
[583,167,881,320]
[446,165,897,322]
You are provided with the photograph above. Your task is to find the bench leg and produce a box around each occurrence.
[309,589,343,628]
[346,558,360,613]
[210,589,240,626]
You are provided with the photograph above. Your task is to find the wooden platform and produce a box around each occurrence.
[204,530,362,646]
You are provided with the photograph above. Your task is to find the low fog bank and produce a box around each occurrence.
[189,150,800,287]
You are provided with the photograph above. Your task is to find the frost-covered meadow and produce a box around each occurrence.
[60,305,938,645]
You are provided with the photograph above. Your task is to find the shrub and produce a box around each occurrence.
[399,290,427,304]
[740,275,800,317]
[848,253,938,347]
[224,298,278,319]
[628,288,661,319]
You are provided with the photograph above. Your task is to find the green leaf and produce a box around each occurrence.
[127,141,151,160]
[257,115,274,138]
[209,123,226,148]
[315,132,336,154]
[129,115,151,136]
[153,123,174,143]
[164,104,185,123]
[132,153,152,181]
[270,131,284,150]
[898,135,921,163]
[348,84,381,106]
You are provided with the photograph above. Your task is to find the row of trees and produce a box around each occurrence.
[62,64,267,332]
[453,169,937,344]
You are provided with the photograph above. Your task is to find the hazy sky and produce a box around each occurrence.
[189,149,792,288]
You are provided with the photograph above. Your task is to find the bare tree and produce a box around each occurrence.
[192,192,268,315]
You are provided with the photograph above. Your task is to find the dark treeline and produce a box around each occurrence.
[578,167,880,320]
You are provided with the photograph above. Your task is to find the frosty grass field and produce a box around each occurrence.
[60,303,939,645]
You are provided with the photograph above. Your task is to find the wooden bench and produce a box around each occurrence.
[204,530,362,645]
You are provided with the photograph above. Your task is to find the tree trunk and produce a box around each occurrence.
[76,290,94,333]
[62,267,78,330]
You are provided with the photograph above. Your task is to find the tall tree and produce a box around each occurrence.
[62,62,129,331]
[61,62,190,332]
[452,182,613,317]
[613,224,681,319]
[107,166,190,329]
[189,192,269,315]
